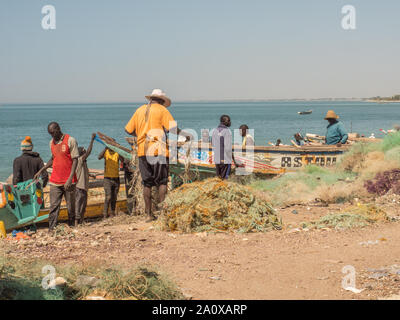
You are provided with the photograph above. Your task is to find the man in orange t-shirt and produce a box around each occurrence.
[125,89,191,221]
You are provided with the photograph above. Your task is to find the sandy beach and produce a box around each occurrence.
[2,199,400,300]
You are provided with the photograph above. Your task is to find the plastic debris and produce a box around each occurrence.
[344,287,365,294]
[8,230,31,241]
[359,240,380,246]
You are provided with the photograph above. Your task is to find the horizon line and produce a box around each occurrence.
[0,97,370,106]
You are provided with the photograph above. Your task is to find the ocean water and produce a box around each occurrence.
[1,101,399,181]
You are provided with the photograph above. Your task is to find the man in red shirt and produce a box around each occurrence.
[35,122,79,231]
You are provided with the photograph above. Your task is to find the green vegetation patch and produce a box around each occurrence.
[0,257,183,300]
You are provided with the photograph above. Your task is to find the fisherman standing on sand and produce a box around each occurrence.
[212,115,241,180]
[13,136,48,187]
[75,133,96,225]
[98,147,124,219]
[324,110,348,146]
[125,89,191,222]
[34,122,79,231]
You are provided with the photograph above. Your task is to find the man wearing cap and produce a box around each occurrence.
[13,136,48,186]
[34,122,79,231]
[324,110,348,146]
[125,89,190,221]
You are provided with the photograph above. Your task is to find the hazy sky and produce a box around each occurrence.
[0,0,399,103]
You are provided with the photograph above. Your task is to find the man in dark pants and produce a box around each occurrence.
[13,136,48,187]
[34,122,79,232]
[125,89,191,222]
[98,147,124,218]
[212,115,240,179]
[75,133,96,225]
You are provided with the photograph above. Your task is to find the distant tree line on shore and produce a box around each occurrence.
[369,94,400,101]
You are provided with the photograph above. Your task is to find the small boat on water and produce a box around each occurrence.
[298,110,312,115]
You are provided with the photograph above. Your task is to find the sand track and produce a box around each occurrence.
[3,204,400,300]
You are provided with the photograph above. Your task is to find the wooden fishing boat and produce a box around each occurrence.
[176,142,351,174]
[96,132,352,176]
[0,176,127,234]
[35,200,127,224]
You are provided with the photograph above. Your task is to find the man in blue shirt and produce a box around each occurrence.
[211,115,241,179]
[324,110,348,146]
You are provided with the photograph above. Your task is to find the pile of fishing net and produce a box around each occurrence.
[157,178,281,233]
[0,255,183,300]
[301,204,388,230]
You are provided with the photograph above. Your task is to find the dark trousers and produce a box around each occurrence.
[216,164,231,180]
[139,156,169,187]
[48,184,76,230]
[103,177,120,217]
[75,188,88,221]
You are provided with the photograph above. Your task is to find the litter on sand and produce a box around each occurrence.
[344,287,365,294]
[156,178,282,233]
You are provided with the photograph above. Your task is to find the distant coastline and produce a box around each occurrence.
[366,94,400,103]
[365,99,400,103]
[0,98,366,106]
[3,97,400,105]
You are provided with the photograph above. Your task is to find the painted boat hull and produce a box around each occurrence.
[98,131,350,175]
[0,200,127,232]
[176,143,350,174]
[36,199,127,224]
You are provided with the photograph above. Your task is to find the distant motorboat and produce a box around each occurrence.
[298,110,312,115]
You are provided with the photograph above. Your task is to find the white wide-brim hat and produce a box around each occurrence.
[145,89,171,107]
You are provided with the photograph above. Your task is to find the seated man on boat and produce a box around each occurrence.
[324,110,348,146]
[125,89,191,222]
[13,136,48,187]
[268,139,287,146]
[34,122,79,232]
[291,133,305,146]
[239,124,254,148]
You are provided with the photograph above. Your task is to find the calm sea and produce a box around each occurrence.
[1,101,399,181]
